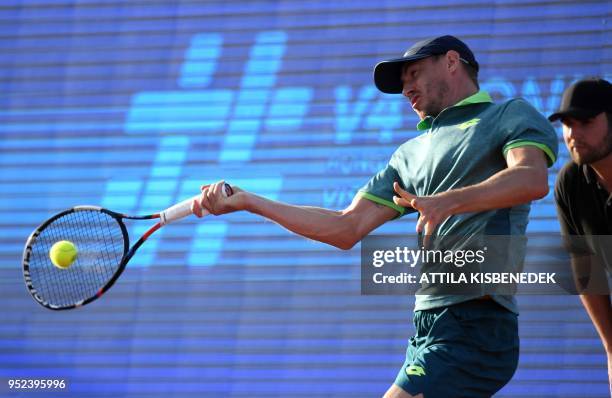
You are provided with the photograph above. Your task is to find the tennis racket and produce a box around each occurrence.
[22,183,233,310]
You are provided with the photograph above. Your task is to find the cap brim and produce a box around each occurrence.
[374,54,431,94]
[548,108,601,122]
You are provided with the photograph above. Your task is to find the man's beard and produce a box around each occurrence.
[572,130,612,165]
[422,80,450,118]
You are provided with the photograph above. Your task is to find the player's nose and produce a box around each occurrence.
[402,84,415,99]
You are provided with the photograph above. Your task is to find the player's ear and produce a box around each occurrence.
[445,50,461,73]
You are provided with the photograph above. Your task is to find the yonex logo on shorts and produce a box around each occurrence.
[406,364,426,376]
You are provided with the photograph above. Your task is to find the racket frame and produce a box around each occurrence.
[22,183,232,310]
[22,206,158,310]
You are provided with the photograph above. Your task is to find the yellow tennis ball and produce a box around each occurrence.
[49,240,77,269]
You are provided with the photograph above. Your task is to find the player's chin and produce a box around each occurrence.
[412,107,427,120]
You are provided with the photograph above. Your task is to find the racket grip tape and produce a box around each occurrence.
[159,183,233,225]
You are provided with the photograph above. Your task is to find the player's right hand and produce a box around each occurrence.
[191,180,246,217]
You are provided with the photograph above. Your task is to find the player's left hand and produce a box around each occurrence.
[392,182,457,247]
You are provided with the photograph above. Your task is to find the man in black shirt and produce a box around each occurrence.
[549,78,612,392]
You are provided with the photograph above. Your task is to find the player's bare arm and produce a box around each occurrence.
[392,145,549,238]
[192,180,397,250]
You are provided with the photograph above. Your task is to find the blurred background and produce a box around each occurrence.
[0,1,610,397]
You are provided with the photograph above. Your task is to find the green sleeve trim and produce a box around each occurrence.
[503,140,557,167]
[357,191,405,216]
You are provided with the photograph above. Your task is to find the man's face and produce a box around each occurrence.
[400,55,449,120]
[562,112,612,165]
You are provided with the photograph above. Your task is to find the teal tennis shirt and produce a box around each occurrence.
[358,91,558,314]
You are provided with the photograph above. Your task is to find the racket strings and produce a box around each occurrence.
[27,210,126,308]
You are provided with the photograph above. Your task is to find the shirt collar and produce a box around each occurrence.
[416,90,493,131]
[582,164,612,196]
[582,164,593,184]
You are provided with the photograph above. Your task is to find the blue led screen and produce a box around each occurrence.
[0,1,611,397]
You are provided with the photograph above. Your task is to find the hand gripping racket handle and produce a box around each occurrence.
[159,183,233,226]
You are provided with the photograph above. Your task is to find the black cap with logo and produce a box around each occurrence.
[374,35,479,94]
[548,78,612,122]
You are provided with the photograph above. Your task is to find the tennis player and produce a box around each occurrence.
[549,78,612,393]
[193,35,558,397]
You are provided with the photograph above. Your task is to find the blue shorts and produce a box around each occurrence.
[395,299,519,397]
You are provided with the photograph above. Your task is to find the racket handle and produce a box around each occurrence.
[159,183,233,225]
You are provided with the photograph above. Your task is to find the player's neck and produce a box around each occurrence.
[448,84,479,108]
[590,152,612,193]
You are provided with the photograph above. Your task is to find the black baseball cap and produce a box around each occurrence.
[548,78,612,122]
[374,35,479,94]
